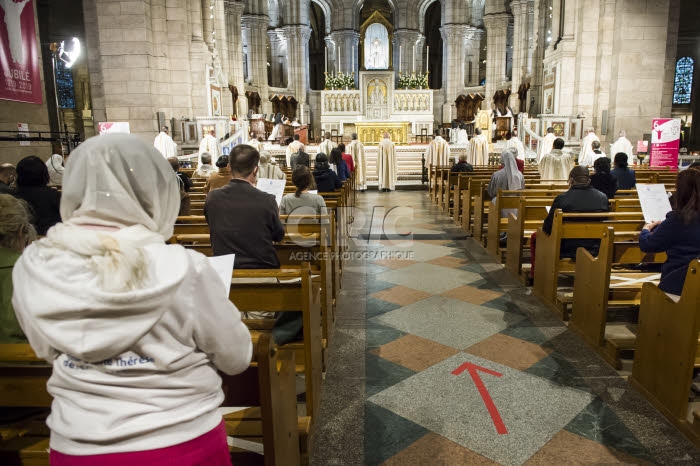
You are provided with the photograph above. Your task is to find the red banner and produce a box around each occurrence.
[649,118,681,168]
[0,0,42,104]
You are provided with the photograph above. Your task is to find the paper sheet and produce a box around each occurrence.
[207,254,235,296]
[636,183,672,223]
[545,206,551,213]
[256,178,286,206]
[308,190,318,194]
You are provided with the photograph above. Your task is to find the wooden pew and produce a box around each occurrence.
[569,233,666,369]
[629,260,700,447]
[505,197,552,282]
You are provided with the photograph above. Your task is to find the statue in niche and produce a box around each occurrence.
[394,95,399,111]
[353,95,359,111]
[364,23,389,70]
[368,79,386,105]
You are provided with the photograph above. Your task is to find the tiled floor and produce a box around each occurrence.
[310,190,700,465]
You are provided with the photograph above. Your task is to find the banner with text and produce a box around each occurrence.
[649,118,681,168]
[0,0,42,104]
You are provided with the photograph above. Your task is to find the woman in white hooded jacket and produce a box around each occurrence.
[12,134,252,465]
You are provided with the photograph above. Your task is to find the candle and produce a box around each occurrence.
[399,45,402,72]
[426,46,429,72]
[338,47,341,74]
[412,48,415,74]
[325,47,327,73]
[352,46,354,73]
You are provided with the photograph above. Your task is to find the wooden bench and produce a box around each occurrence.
[505,197,553,282]
[629,259,700,447]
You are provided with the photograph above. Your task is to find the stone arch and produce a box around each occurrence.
[311,0,333,34]
[351,0,397,31]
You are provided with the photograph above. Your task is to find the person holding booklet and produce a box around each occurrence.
[639,168,700,297]
[280,166,327,216]
[11,134,252,465]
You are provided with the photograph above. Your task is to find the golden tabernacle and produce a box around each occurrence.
[354,122,411,144]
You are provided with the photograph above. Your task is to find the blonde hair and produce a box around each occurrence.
[0,194,36,251]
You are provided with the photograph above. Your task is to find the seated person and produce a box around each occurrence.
[590,157,617,199]
[171,159,193,192]
[205,145,285,270]
[0,163,16,194]
[280,166,327,216]
[451,154,474,173]
[0,194,35,342]
[204,155,232,193]
[338,143,355,172]
[640,168,700,298]
[290,145,310,170]
[487,148,524,201]
[167,157,191,215]
[313,153,343,192]
[534,165,610,266]
[330,148,351,181]
[611,152,636,190]
[192,152,218,178]
[46,153,65,186]
[258,151,285,180]
[14,156,61,235]
[538,138,574,181]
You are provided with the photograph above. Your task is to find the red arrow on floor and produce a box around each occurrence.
[453,361,508,434]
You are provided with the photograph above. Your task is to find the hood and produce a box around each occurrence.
[313,168,332,179]
[12,241,190,362]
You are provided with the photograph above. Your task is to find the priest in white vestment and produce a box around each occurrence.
[377,132,397,191]
[258,151,286,180]
[153,126,178,158]
[503,131,525,160]
[467,128,490,166]
[348,133,367,191]
[286,134,303,167]
[247,137,264,153]
[319,132,336,156]
[425,130,451,167]
[578,127,600,167]
[609,130,634,158]
[538,127,556,162]
[456,125,469,145]
[538,138,574,181]
[198,130,221,167]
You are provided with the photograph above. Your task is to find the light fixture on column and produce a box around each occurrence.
[49,37,81,153]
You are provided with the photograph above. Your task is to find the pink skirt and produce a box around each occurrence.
[49,420,231,466]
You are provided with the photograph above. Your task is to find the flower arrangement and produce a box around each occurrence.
[398,72,429,90]
[324,72,356,90]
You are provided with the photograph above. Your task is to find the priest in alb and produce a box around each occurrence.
[538,138,574,181]
[538,127,556,162]
[503,131,525,160]
[578,127,600,167]
[154,126,178,158]
[348,133,367,191]
[377,132,397,192]
[467,128,489,166]
[247,136,264,152]
[609,130,634,158]
[198,130,221,167]
[319,132,336,156]
[286,134,303,167]
[425,130,451,167]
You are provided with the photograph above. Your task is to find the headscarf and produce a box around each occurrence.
[40,134,181,292]
[46,153,64,185]
[314,152,330,172]
[500,147,523,190]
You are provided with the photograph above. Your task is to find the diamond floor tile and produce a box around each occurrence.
[377,263,482,294]
[381,432,499,466]
[371,334,460,372]
[371,285,432,306]
[465,333,553,371]
[441,285,504,305]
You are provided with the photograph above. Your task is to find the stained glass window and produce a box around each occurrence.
[673,57,694,105]
[56,60,76,109]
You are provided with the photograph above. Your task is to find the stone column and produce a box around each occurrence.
[267,30,281,87]
[394,29,421,75]
[283,25,312,123]
[416,34,426,75]
[509,0,529,111]
[483,12,511,106]
[440,24,469,100]
[225,0,246,117]
[242,14,271,113]
[201,0,214,50]
[328,30,359,76]
[324,36,337,75]
[465,30,483,86]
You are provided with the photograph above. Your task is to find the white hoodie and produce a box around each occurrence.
[12,242,252,455]
[11,133,252,455]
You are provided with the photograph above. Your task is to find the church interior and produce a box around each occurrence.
[1,0,700,465]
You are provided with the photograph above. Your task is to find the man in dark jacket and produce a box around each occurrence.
[542,165,610,258]
[290,145,310,170]
[205,144,285,269]
[0,164,16,194]
[451,154,474,173]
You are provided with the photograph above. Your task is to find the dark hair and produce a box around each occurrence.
[216,155,229,168]
[675,169,700,224]
[474,128,482,135]
[614,152,628,169]
[167,157,180,172]
[688,161,700,169]
[229,144,260,177]
[294,134,300,141]
[553,138,565,150]
[330,148,343,166]
[338,143,346,152]
[592,140,601,151]
[201,153,212,165]
[434,129,440,136]
[16,156,49,187]
[292,165,315,197]
[569,165,590,185]
[315,152,330,171]
[505,131,512,140]
[593,157,611,175]
[547,127,554,133]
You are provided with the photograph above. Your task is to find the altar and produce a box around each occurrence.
[354,121,410,144]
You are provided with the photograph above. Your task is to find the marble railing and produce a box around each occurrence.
[321,90,362,114]
[392,89,432,114]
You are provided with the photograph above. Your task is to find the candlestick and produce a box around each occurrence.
[338,48,341,74]
[399,45,402,72]
[352,45,354,73]
[426,46,429,72]
[325,47,327,73]
[412,48,415,74]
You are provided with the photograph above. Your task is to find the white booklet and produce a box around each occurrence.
[256,178,287,206]
[207,254,235,297]
[636,184,672,223]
